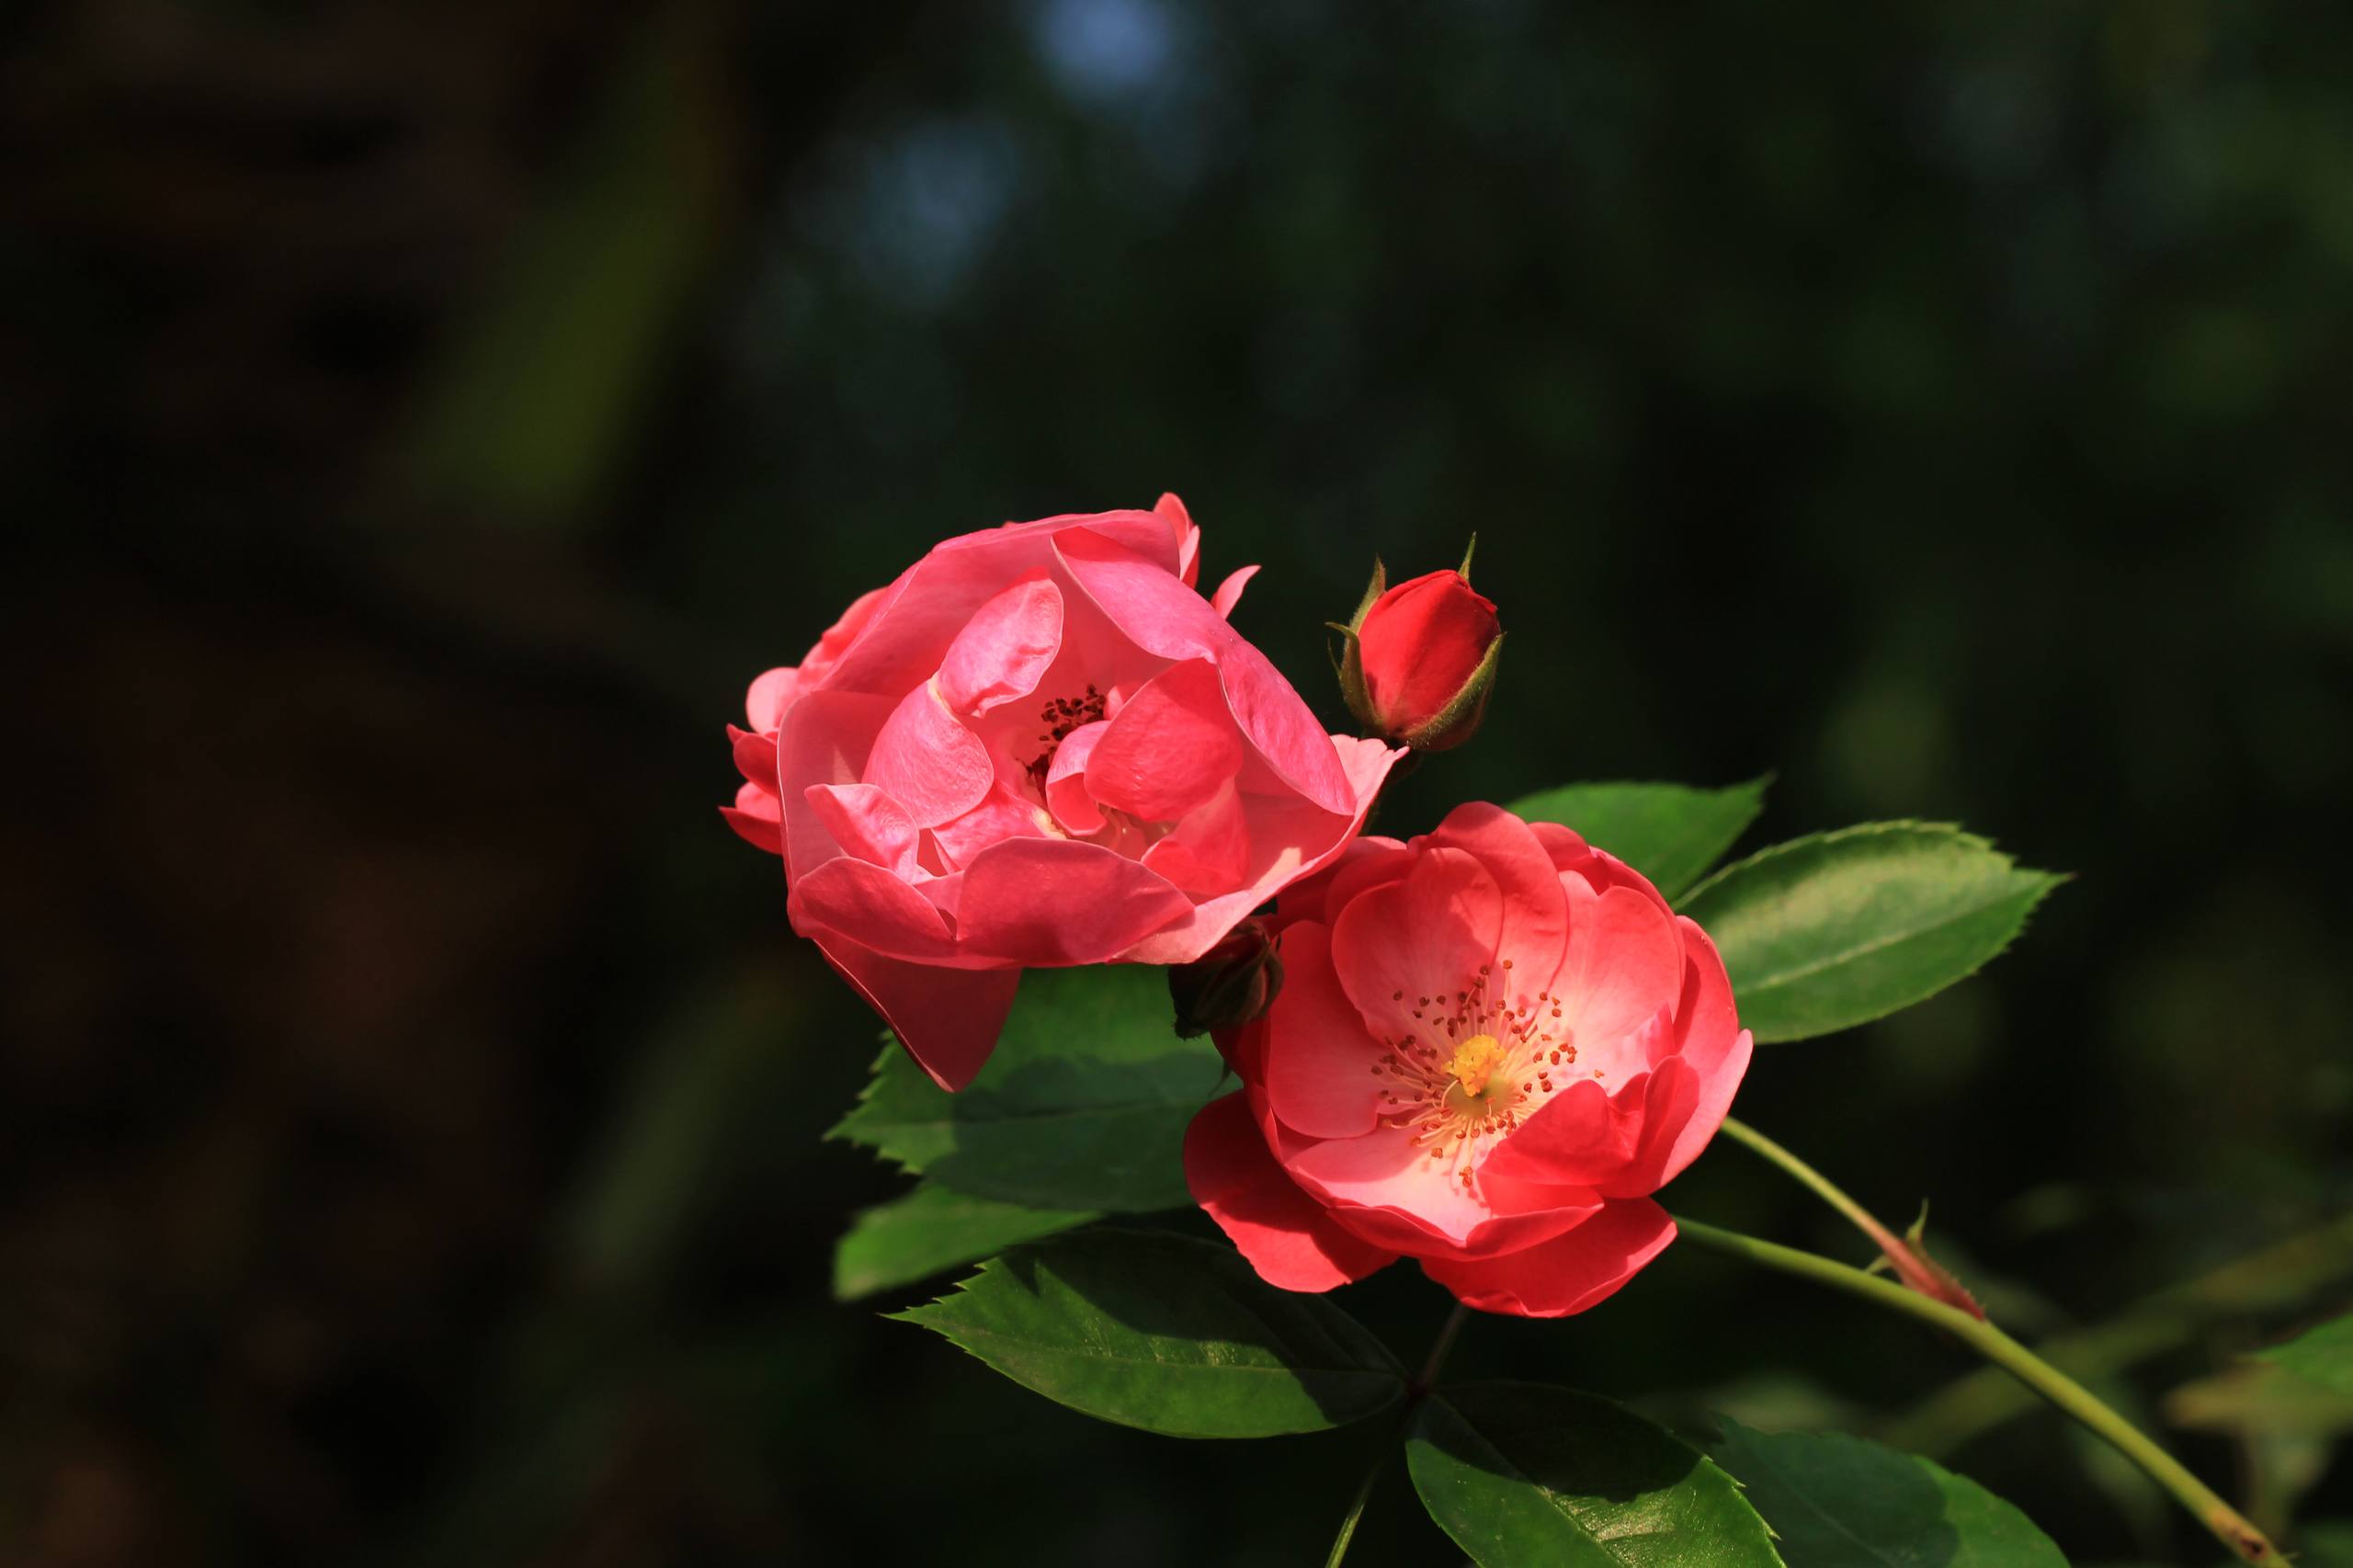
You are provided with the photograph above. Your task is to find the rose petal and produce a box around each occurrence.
[1155,492,1201,587]
[1084,658,1245,823]
[928,783,1054,870]
[1184,1093,1397,1291]
[776,689,898,877]
[952,837,1192,964]
[863,682,995,828]
[786,855,965,963]
[1426,803,1572,999]
[1420,1199,1676,1318]
[720,782,782,855]
[937,575,1064,717]
[745,667,799,732]
[816,939,1021,1092]
[1142,778,1251,894]
[730,724,781,794]
[1054,527,1352,814]
[802,782,921,877]
[1554,878,1687,1063]
[1043,720,1109,835]
[1263,924,1386,1139]
[1329,846,1502,1049]
[1209,564,1259,619]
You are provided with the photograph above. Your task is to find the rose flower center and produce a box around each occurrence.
[1369,960,1591,1194]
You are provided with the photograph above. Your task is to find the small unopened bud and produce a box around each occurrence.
[1169,918,1283,1040]
[1332,540,1502,753]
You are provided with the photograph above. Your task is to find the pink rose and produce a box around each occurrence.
[723,494,1400,1091]
[1184,802,1753,1317]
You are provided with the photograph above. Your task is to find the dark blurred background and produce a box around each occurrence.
[6,2,2351,1563]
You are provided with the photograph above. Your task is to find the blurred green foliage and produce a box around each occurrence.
[5,0,2349,1563]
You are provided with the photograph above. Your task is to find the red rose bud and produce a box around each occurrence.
[1335,545,1501,752]
[1168,918,1283,1040]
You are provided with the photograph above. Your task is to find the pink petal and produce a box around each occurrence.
[817,939,1021,1091]
[802,783,921,877]
[1054,528,1351,814]
[1329,846,1503,1048]
[1648,925,1752,1191]
[1155,492,1201,587]
[1044,720,1109,835]
[1554,878,1687,1063]
[775,689,898,877]
[1084,658,1245,823]
[1185,1093,1397,1291]
[1263,924,1387,1139]
[1268,835,1408,934]
[1483,1076,1647,1188]
[1142,778,1252,894]
[745,666,800,731]
[937,575,1064,717]
[927,782,1054,869]
[1209,564,1259,619]
[1527,820,1593,872]
[1285,1118,1498,1247]
[951,837,1192,964]
[720,782,783,855]
[864,682,994,827]
[730,724,780,792]
[1109,740,1402,968]
[786,855,962,963]
[1426,803,1572,998]
[1421,1199,1677,1317]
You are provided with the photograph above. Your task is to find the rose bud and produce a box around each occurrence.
[1182,803,1753,1317]
[1169,917,1284,1041]
[1334,542,1501,752]
[721,494,1402,1092]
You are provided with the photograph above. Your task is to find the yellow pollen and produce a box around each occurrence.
[1446,1033,1506,1096]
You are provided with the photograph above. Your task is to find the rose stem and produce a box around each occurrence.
[1885,1210,2353,1456]
[1717,1114,1932,1278]
[1324,1302,1471,1568]
[1671,1215,2281,1565]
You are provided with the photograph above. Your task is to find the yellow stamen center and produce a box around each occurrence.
[1446,1033,1506,1096]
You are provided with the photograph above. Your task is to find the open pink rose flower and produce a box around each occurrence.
[724,495,1400,1091]
[1184,802,1753,1316]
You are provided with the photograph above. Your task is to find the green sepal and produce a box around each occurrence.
[1399,628,1504,752]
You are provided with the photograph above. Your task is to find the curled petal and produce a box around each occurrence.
[953,837,1192,964]
[1209,564,1259,619]
[788,855,970,963]
[1086,659,1245,823]
[720,782,782,855]
[937,575,1063,717]
[1142,778,1251,894]
[1044,720,1109,835]
[928,783,1054,870]
[802,782,921,877]
[864,682,995,827]
[1055,527,1351,814]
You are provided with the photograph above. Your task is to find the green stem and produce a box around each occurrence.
[1885,1210,2353,1457]
[1719,1115,1889,1240]
[1325,1303,1471,1568]
[1716,1115,1981,1312]
[1674,1216,2281,1565]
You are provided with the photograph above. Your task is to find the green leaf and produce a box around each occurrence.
[2258,1312,2353,1396]
[1711,1420,2068,1567]
[828,963,1224,1211]
[895,1230,1406,1437]
[1406,1381,1784,1566]
[1506,778,1770,902]
[833,1183,1095,1301]
[1678,823,2063,1043]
